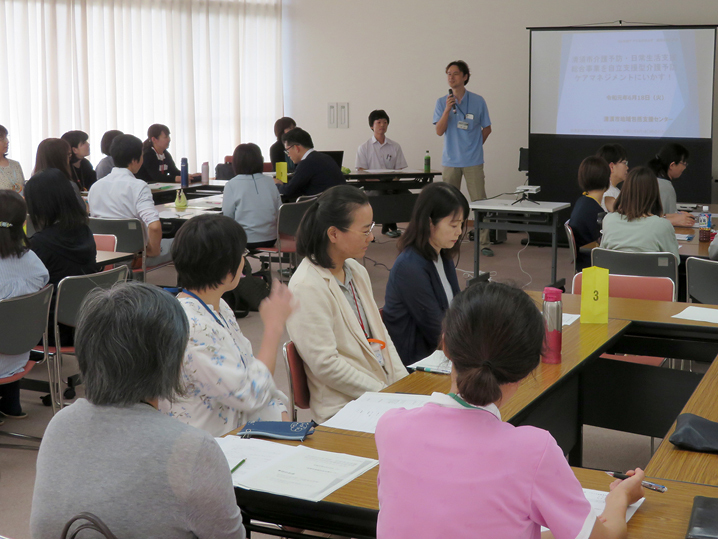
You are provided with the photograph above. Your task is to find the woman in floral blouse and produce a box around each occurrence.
[159,214,294,436]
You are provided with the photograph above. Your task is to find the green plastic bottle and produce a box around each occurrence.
[424,150,431,173]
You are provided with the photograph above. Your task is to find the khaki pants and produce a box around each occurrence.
[443,165,490,247]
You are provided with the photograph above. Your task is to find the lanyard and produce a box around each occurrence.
[455,92,470,119]
[348,281,367,338]
[182,289,228,328]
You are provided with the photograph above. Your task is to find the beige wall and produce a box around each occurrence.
[281,0,718,199]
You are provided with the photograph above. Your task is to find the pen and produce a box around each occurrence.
[231,458,246,473]
[605,471,667,493]
[413,366,447,374]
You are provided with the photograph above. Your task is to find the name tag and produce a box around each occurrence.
[466,113,474,120]
[369,339,384,367]
[457,121,469,130]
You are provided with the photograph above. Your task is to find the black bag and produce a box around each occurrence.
[215,163,234,181]
[221,260,271,315]
[669,413,718,453]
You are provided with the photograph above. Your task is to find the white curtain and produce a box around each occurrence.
[0,0,283,176]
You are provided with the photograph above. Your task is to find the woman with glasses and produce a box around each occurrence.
[383,183,468,366]
[158,214,294,436]
[286,185,408,422]
[647,143,694,227]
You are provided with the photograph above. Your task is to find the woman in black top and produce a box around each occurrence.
[269,117,296,173]
[25,169,99,345]
[568,156,610,272]
[61,130,97,190]
[137,124,182,183]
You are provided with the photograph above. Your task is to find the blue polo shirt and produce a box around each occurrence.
[433,90,491,168]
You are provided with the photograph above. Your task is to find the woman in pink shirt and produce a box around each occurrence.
[375,282,644,539]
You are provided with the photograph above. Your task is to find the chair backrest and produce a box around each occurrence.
[88,218,144,255]
[572,272,675,301]
[55,266,129,328]
[591,248,679,300]
[0,285,53,355]
[369,193,419,226]
[564,220,577,276]
[263,162,273,173]
[277,198,318,237]
[686,257,718,304]
[93,234,117,252]
[282,341,310,421]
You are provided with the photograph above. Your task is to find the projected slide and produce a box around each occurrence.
[531,29,715,138]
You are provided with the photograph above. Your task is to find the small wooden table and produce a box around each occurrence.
[96,250,135,265]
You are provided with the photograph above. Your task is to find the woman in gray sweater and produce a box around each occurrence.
[30,282,245,539]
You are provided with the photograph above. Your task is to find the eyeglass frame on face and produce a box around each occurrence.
[343,221,375,237]
[284,144,297,157]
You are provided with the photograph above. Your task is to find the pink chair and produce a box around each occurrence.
[282,341,310,421]
[572,272,674,366]
[93,234,117,271]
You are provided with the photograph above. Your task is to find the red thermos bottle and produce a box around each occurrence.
[542,287,562,364]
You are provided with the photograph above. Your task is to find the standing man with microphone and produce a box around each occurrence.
[434,60,493,256]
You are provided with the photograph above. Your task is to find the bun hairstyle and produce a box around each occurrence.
[442,282,545,406]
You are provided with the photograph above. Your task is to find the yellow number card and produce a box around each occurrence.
[581,266,609,324]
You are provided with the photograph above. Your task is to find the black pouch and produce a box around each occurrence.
[215,163,235,181]
[686,496,718,539]
[669,413,718,453]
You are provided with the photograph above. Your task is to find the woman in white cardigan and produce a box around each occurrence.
[287,186,408,422]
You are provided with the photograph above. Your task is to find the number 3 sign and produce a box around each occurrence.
[581,266,609,324]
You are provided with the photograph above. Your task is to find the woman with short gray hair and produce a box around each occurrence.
[30,282,245,539]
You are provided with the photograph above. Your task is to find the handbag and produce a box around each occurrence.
[61,513,118,539]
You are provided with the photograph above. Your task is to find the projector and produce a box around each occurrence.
[515,185,541,194]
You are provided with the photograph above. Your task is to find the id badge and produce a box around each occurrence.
[457,121,469,130]
[466,113,474,120]
[369,342,384,367]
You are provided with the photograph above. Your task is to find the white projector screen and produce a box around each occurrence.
[531,28,716,138]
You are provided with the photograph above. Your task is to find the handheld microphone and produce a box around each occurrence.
[448,89,456,114]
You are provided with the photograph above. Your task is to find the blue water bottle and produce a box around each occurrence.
[180,158,189,188]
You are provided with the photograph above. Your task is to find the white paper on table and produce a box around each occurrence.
[159,210,190,218]
[541,489,644,532]
[321,392,432,434]
[671,306,718,324]
[237,445,378,502]
[675,234,693,241]
[214,437,297,486]
[562,313,580,326]
[363,169,403,174]
[408,349,452,374]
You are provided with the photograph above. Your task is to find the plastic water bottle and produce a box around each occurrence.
[424,150,431,173]
[542,287,562,364]
[698,206,709,229]
[180,157,189,188]
[201,162,209,185]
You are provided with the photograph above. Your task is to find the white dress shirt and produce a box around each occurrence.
[355,136,408,170]
[88,167,160,242]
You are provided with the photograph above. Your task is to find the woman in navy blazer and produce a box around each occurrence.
[383,183,469,365]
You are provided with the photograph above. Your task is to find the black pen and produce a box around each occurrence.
[605,471,667,493]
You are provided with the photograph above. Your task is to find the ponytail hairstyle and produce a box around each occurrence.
[296,185,369,269]
[647,143,689,179]
[442,281,545,406]
[398,182,469,261]
[0,190,30,258]
[143,124,170,152]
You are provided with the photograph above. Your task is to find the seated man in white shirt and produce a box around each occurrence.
[88,134,172,265]
[356,109,408,238]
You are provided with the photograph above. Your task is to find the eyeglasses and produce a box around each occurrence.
[284,144,296,156]
[243,248,251,258]
[346,221,375,237]
[620,160,629,166]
